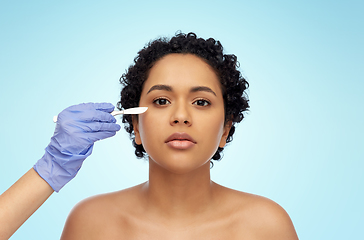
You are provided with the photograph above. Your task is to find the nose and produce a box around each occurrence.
[170,102,192,126]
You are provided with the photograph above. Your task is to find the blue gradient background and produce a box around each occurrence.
[1,1,363,239]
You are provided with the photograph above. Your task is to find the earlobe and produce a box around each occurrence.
[132,116,142,145]
[219,121,232,148]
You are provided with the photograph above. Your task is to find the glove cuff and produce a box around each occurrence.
[33,144,93,192]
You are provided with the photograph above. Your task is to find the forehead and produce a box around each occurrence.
[142,54,222,95]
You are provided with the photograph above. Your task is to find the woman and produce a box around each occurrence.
[0,32,298,239]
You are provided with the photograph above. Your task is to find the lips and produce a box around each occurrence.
[165,132,196,150]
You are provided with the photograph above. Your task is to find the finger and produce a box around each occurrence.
[77,110,117,123]
[66,102,115,113]
[86,130,118,142]
[93,102,115,113]
[80,122,121,132]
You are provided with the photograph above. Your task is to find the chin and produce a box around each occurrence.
[149,156,210,175]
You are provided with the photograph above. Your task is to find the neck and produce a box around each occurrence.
[142,158,216,218]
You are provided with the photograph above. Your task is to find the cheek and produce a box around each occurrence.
[137,112,170,161]
[211,120,226,144]
[138,112,164,144]
[196,111,225,144]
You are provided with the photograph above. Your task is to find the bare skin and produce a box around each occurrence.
[61,54,298,239]
[61,166,298,239]
[0,168,54,239]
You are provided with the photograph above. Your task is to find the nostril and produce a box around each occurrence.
[184,120,189,124]
[174,120,179,124]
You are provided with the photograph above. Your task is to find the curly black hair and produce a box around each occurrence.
[117,32,249,165]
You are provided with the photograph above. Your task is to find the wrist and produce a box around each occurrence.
[33,144,93,192]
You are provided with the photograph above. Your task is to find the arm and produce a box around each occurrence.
[0,169,53,240]
[0,103,120,239]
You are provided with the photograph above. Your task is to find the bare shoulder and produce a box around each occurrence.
[241,193,299,239]
[60,184,144,240]
[215,184,299,240]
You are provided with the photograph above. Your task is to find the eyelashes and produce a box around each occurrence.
[153,98,171,105]
[193,99,210,106]
[153,97,211,107]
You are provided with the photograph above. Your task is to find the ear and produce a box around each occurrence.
[219,121,232,148]
[132,115,142,145]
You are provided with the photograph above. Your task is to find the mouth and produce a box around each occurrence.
[165,132,196,149]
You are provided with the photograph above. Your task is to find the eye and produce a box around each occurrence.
[153,98,171,105]
[193,99,210,107]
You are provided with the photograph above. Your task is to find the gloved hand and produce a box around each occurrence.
[33,103,121,192]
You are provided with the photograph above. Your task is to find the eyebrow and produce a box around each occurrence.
[190,86,216,96]
[147,84,217,96]
[147,84,172,94]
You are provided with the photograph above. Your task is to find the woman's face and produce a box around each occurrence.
[133,53,231,174]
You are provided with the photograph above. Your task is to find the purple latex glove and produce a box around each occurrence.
[34,103,121,192]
